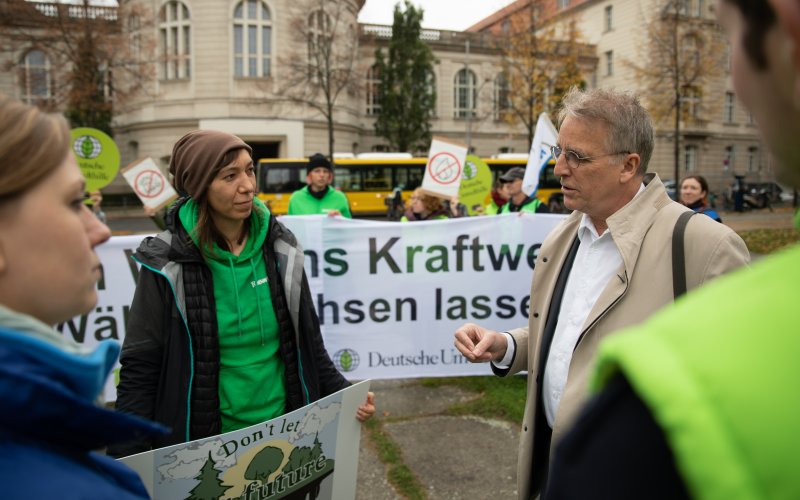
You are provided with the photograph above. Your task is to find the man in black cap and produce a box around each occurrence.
[499,166,550,214]
[287,153,352,217]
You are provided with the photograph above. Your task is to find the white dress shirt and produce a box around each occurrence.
[495,184,644,427]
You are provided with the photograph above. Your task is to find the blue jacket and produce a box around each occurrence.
[0,326,166,499]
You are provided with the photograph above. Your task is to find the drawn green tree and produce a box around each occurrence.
[186,451,231,500]
[310,434,323,461]
[285,446,312,472]
[244,445,285,483]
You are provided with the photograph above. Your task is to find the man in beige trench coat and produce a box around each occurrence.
[454,87,750,499]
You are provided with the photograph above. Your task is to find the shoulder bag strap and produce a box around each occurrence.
[672,211,696,299]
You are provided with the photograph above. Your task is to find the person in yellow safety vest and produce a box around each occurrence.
[498,167,550,214]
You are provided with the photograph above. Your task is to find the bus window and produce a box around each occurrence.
[540,163,560,189]
[334,166,361,191]
[394,165,424,190]
[363,166,391,191]
[261,162,304,193]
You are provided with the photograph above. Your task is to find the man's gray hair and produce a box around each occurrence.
[557,87,654,174]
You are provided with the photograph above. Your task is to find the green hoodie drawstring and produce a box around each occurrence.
[250,255,267,346]
[227,257,244,337]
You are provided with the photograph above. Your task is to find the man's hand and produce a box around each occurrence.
[454,323,508,363]
[326,209,342,217]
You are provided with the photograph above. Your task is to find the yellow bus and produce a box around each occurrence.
[256,156,563,216]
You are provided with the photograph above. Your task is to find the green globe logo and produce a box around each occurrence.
[462,160,477,180]
[333,349,360,372]
[73,135,102,160]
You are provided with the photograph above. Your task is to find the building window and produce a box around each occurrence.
[308,9,331,67]
[366,65,381,115]
[681,86,701,118]
[557,0,570,9]
[748,147,759,172]
[233,0,272,78]
[494,73,510,120]
[724,145,735,171]
[724,92,735,123]
[19,50,51,104]
[678,0,690,15]
[684,145,697,172]
[605,50,614,76]
[454,68,477,118]
[426,69,437,117]
[696,0,705,17]
[604,5,613,32]
[159,1,191,80]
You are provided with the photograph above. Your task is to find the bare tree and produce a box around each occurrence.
[276,0,360,158]
[496,1,588,145]
[626,0,726,183]
[0,0,155,133]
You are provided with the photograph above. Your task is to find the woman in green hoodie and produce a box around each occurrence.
[111,130,374,456]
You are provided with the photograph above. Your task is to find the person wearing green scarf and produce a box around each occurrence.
[111,130,374,457]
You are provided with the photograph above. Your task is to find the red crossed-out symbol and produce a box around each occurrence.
[134,169,166,198]
[427,152,462,185]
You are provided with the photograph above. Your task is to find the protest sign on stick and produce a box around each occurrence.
[421,137,468,199]
[121,157,178,211]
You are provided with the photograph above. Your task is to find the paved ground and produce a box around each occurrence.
[105,206,796,499]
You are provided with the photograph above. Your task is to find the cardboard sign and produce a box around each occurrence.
[119,381,370,500]
[121,157,178,210]
[458,155,493,215]
[421,137,468,199]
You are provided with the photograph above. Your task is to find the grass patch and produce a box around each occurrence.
[364,419,426,500]
[737,228,800,254]
[420,375,527,424]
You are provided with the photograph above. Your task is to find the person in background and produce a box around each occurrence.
[679,175,722,222]
[110,130,373,457]
[544,0,800,498]
[499,166,551,214]
[485,178,510,215]
[0,94,165,498]
[444,194,469,218]
[401,187,450,221]
[287,153,352,217]
[454,87,749,499]
[86,190,107,223]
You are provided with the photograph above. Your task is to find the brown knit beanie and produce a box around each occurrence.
[169,130,252,199]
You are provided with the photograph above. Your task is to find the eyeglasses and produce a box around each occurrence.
[550,145,630,169]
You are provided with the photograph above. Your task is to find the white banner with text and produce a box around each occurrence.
[58,214,566,400]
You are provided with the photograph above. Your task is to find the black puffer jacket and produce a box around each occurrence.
[109,199,349,457]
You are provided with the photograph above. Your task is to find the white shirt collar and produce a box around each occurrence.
[578,182,647,240]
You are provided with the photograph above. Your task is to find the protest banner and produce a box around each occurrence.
[421,137,468,199]
[70,127,120,191]
[58,215,566,400]
[121,157,179,211]
[120,381,370,500]
[522,113,558,196]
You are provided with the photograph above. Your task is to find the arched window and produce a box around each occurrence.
[366,65,381,115]
[494,73,510,120]
[426,69,437,116]
[308,9,333,63]
[234,0,272,77]
[159,1,191,80]
[454,68,476,118]
[19,50,51,104]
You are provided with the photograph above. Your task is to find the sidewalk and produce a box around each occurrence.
[356,379,520,500]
